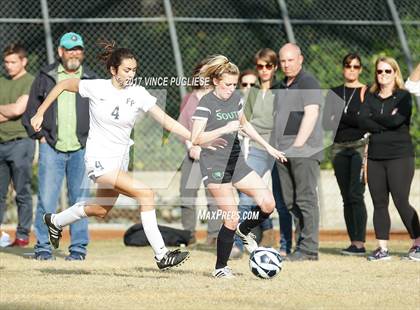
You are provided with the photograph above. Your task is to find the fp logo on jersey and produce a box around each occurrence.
[126,98,135,106]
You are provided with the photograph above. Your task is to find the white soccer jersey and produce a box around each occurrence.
[405,78,420,96]
[79,79,157,159]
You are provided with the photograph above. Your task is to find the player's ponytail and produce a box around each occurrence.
[97,40,115,66]
[97,40,137,72]
[190,55,222,90]
[199,55,239,85]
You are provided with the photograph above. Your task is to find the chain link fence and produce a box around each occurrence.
[1,0,419,225]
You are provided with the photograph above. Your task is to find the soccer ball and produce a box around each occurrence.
[249,247,283,279]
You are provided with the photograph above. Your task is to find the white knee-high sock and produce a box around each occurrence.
[52,202,87,229]
[141,209,168,260]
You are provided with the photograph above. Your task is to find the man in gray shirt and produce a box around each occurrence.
[272,43,323,261]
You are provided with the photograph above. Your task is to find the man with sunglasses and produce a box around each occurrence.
[272,43,323,261]
[22,32,98,261]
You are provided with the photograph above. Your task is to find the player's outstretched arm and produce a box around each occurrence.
[240,114,287,162]
[191,118,238,146]
[408,63,420,81]
[148,105,191,140]
[31,78,80,132]
[190,118,206,145]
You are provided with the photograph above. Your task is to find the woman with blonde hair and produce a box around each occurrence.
[191,55,287,278]
[359,56,420,261]
[177,55,229,246]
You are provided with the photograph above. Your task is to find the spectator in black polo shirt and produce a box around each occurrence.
[272,43,323,261]
[359,56,420,261]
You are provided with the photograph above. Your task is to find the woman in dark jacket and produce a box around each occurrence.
[323,53,368,256]
[359,56,420,261]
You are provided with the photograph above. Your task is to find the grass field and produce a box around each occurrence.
[1,239,419,310]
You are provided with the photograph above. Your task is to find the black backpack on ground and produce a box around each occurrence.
[123,223,192,247]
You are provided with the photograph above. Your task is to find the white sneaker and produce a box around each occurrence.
[0,231,11,247]
[408,245,420,261]
[212,266,235,279]
[235,224,258,253]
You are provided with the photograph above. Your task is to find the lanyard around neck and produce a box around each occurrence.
[343,86,357,114]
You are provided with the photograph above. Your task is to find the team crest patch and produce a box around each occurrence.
[212,171,224,180]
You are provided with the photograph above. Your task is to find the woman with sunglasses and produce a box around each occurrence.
[230,49,291,260]
[323,53,368,256]
[238,69,257,100]
[359,56,420,261]
[30,42,191,269]
[191,55,287,278]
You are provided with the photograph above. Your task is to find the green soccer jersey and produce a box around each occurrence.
[0,72,34,142]
[192,91,244,158]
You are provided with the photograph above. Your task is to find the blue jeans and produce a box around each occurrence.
[34,142,89,255]
[0,138,35,239]
[235,147,291,250]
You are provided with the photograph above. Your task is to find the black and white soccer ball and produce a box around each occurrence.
[249,247,283,279]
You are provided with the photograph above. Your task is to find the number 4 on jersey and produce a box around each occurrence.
[111,106,120,120]
[95,161,104,170]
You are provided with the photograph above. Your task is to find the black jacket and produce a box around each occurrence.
[21,62,98,149]
[359,89,414,159]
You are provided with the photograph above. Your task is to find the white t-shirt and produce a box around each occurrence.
[405,78,420,96]
[78,79,157,158]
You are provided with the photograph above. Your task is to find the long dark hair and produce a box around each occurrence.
[97,40,137,72]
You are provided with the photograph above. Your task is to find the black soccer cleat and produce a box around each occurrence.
[156,249,190,270]
[43,213,62,249]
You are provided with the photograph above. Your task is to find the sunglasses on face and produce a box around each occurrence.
[64,47,83,53]
[241,83,255,87]
[376,69,393,75]
[344,64,361,70]
[256,63,274,70]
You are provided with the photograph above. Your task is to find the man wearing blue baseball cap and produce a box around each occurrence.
[58,32,85,72]
[22,32,97,261]
[59,32,84,50]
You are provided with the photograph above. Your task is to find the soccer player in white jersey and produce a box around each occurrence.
[190,55,287,278]
[30,42,190,269]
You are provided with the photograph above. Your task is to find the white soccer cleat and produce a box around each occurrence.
[235,224,258,254]
[212,266,235,279]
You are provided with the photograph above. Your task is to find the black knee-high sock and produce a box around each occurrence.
[215,225,236,269]
[239,206,271,235]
